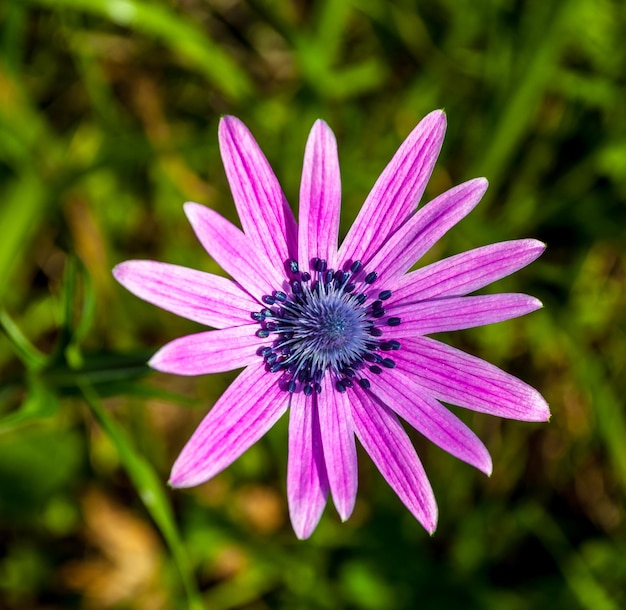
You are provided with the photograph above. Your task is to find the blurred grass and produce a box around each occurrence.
[1,0,625,608]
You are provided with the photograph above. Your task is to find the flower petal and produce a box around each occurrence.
[149,325,261,375]
[169,362,288,487]
[394,337,550,422]
[113,260,259,329]
[317,376,358,521]
[389,239,546,303]
[366,178,488,283]
[184,202,284,300]
[298,120,341,270]
[219,116,298,265]
[389,294,543,337]
[338,110,446,266]
[287,390,329,539]
[352,388,437,533]
[368,371,492,475]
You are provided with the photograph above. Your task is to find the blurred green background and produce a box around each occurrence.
[1,0,625,608]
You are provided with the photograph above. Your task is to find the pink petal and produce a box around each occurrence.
[287,390,329,539]
[317,376,358,521]
[184,202,284,300]
[219,116,298,265]
[389,294,543,337]
[366,178,488,284]
[369,371,492,475]
[389,239,546,303]
[149,325,261,375]
[113,260,259,329]
[394,337,550,422]
[338,110,446,267]
[298,120,341,270]
[351,388,438,533]
[169,362,288,487]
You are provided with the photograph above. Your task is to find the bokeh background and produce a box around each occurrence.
[1,0,625,608]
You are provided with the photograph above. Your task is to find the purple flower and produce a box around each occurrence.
[113,111,549,539]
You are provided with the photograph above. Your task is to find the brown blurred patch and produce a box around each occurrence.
[234,484,285,534]
[60,488,166,609]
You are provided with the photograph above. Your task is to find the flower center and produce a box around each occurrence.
[252,258,401,395]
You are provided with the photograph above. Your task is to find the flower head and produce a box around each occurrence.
[113,111,549,539]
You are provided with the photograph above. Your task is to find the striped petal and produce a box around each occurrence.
[317,376,358,521]
[394,337,550,422]
[366,178,488,283]
[338,110,446,266]
[352,389,438,533]
[113,260,258,329]
[389,294,543,337]
[149,325,261,375]
[184,202,284,300]
[298,120,341,270]
[219,116,298,265]
[169,362,288,487]
[389,239,546,303]
[287,390,329,539]
[369,371,492,474]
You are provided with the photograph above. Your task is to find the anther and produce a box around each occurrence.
[335,380,347,393]
[354,294,367,305]
[358,378,371,389]
[364,271,378,284]
[350,260,362,273]
[251,312,265,321]
[372,308,386,318]
[378,290,392,300]
[369,327,383,337]
[274,291,287,302]
[291,280,302,294]
[256,329,269,338]
[289,259,299,274]
[369,365,382,374]
[301,272,311,282]
[381,358,396,369]
[387,317,401,327]
[262,295,276,305]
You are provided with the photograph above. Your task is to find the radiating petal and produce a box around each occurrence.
[169,362,288,487]
[287,390,329,539]
[389,294,543,337]
[317,376,358,521]
[184,202,284,300]
[338,110,446,266]
[366,178,488,283]
[298,120,341,270]
[368,371,492,475]
[113,260,259,329]
[149,325,261,375]
[389,239,546,304]
[351,388,437,533]
[219,116,298,265]
[394,337,550,421]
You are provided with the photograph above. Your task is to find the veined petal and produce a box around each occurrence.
[287,390,329,539]
[219,116,298,265]
[338,110,446,266]
[367,178,488,283]
[389,294,543,337]
[149,325,261,375]
[395,337,550,422]
[184,202,284,300]
[113,260,259,329]
[169,362,288,487]
[369,371,492,475]
[298,120,341,270]
[352,388,438,533]
[317,376,358,521]
[389,239,546,303]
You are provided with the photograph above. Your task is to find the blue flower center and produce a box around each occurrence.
[252,258,401,395]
